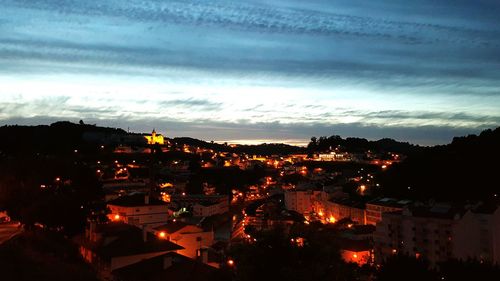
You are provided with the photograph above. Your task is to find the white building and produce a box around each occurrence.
[374,203,500,265]
[107,193,170,228]
[154,221,214,259]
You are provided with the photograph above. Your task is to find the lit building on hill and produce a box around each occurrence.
[144,129,165,145]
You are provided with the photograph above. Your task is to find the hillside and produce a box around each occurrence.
[379,127,500,202]
[0,121,126,155]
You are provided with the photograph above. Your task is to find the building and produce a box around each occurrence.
[144,129,165,145]
[192,200,229,217]
[320,198,366,225]
[172,194,228,209]
[317,152,349,161]
[365,198,411,226]
[154,221,214,259]
[112,252,229,281]
[374,203,464,265]
[76,222,183,279]
[284,189,326,215]
[107,193,170,228]
[453,203,500,264]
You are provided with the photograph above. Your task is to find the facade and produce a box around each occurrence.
[320,198,366,225]
[284,190,326,214]
[154,221,214,259]
[365,198,411,226]
[107,193,170,228]
[373,203,500,265]
[453,204,500,264]
[193,200,229,217]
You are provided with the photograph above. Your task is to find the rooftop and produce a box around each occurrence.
[108,193,167,207]
[75,223,183,259]
[112,252,228,281]
[367,197,412,208]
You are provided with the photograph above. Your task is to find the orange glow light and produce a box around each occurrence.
[158,231,166,238]
[114,214,120,220]
[227,259,235,266]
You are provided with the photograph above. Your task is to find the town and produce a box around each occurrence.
[0,122,499,281]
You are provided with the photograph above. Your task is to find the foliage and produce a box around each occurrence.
[229,224,360,281]
[379,127,500,201]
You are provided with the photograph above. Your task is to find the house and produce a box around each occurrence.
[192,200,229,217]
[154,220,214,259]
[75,222,183,279]
[107,193,170,228]
[112,252,229,281]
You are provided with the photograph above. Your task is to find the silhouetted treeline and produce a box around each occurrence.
[173,137,306,155]
[0,121,126,155]
[379,127,500,202]
[307,135,420,155]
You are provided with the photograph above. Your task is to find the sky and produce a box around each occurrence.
[1,0,500,146]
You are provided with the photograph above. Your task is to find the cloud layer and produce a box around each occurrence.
[1,0,500,145]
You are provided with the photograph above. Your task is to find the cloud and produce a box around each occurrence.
[1,0,500,144]
[159,98,222,111]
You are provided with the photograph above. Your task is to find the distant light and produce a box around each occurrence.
[227,259,235,266]
[74,149,78,153]
[353,254,358,259]
[381,165,387,169]
[55,177,61,182]
[114,214,120,220]
[158,231,166,238]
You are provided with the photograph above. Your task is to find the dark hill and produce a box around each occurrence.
[379,127,500,202]
[0,121,126,155]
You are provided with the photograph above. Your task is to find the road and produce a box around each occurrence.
[0,222,22,245]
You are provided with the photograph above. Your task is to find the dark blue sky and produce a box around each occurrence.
[1,0,500,145]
